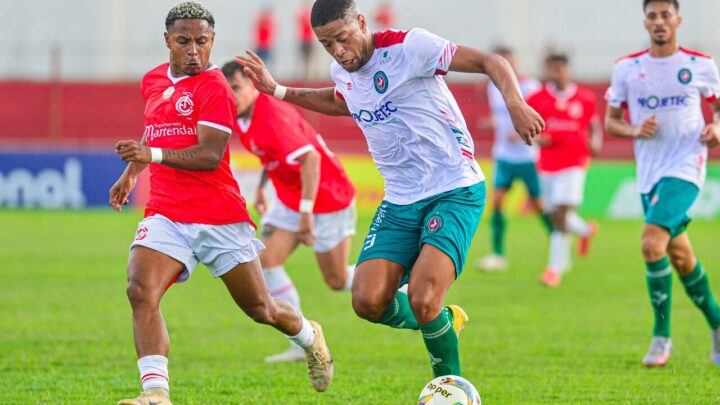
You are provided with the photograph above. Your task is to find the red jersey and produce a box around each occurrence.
[141,63,252,225]
[254,12,275,50]
[527,83,598,173]
[236,94,355,214]
[297,6,314,43]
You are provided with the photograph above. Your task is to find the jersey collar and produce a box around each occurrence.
[166,64,219,84]
[546,82,577,101]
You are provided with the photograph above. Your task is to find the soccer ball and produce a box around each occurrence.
[417,375,481,404]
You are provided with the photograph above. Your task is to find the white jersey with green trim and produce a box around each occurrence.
[331,28,484,205]
[606,48,720,193]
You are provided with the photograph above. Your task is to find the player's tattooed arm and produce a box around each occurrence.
[449,46,544,146]
[235,50,350,116]
[115,125,230,171]
[700,99,720,148]
[605,106,657,139]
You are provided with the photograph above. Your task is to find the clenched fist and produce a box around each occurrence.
[116,140,152,163]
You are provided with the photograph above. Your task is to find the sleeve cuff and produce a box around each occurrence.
[285,144,316,165]
[198,120,232,134]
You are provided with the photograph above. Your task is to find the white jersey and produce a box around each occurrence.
[606,48,720,193]
[488,76,541,163]
[331,28,483,205]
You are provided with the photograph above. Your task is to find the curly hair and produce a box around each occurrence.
[165,1,215,31]
[310,0,358,28]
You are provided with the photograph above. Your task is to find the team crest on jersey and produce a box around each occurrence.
[374,71,389,94]
[175,92,194,116]
[426,214,443,234]
[678,68,692,84]
[568,101,584,119]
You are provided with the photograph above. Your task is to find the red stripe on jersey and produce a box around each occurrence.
[434,69,448,76]
[335,90,345,101]
[679,47,712,59]
[706,94,719,103]
[621,101,628,110]
[461,149,474,159]
[373,30,408,48]
[614,49,649,63]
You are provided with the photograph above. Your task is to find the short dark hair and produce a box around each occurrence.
[545,53,570,66]
[311,0,357,27]
[643,0,679,11]
[221,61,246,80]
[165,1,215,31]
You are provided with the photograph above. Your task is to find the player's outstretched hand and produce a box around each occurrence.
[507,101,545,146]
[298,213,317,246]
[109,174,137,211]
[634,114,658,139]
[700,122,720,148]
[236,50,278,96]
[116,140,152,163]
[254,188,268,216]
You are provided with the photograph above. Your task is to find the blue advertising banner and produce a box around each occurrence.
[0,151,126,209]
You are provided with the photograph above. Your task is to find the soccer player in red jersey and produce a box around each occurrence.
[222,60,357,363]
[108,3,333,404]
[527,53,602,287]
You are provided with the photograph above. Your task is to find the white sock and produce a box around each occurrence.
[566,211,590,237]
[263,265,301,311]
[343,264,356,291]
[287,315,316,349]
[548,231,571,273]
[138,355,169,392]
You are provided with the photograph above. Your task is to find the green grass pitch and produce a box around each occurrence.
[1,209,719,404]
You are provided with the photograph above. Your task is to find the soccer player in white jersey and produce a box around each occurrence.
[238,0,544,377]
[477,46,553,272]
[605,0,720,367]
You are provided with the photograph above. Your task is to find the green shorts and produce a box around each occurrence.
[494,160,541,199]
[357,182,486,286]
[641,177,699,238]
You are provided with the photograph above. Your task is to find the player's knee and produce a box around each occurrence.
[324,273,346,291]
[246,302,277,325]
[641,236,665,261]
[408,293,441,325]
[669,253,694,275]
[352,294,386,322]
[125,281,161,310]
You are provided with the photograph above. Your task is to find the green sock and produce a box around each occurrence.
[680,262,720,330]
[491,211,506,256]
[646,257,673,337]
[420,308,460,377]
[540,212,554,235]
[376,290,419,330]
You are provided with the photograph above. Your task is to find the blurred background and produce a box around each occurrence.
[1,0,719,218]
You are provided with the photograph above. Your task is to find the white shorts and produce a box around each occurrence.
[261,199,357,253]
[130,214,265,283]
[540,167,587,211]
